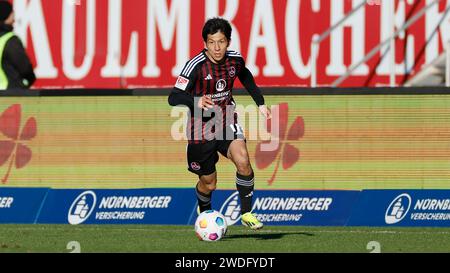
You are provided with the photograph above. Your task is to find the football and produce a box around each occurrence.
[194,210,228,242]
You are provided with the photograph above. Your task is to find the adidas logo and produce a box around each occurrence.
[245,191,254,198]
[204,74,212,80]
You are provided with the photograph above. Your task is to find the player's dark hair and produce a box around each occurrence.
[0,1,13,22]
[202,17,232,42]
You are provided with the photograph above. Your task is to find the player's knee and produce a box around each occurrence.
[234,152,250,170]
[236,161,252,176]
[199,177,217,192]
[233,149,250,164]
[201,180,217,192]
[204,182,217,192]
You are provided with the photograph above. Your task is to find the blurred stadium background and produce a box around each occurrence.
[1,0,450,253]
[2,0,450,189]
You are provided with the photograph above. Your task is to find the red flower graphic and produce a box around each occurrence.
[255,103,304,185]
[0,104,37,184]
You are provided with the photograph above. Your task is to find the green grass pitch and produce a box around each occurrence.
[0,224,449,253]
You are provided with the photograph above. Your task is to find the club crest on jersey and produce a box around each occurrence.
[228,66,236,77]
[175,76,189,91]
[216,79,227,92]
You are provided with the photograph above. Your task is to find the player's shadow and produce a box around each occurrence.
[223,231,314,241]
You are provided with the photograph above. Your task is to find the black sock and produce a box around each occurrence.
[195,184,212,213]
[236,172,254,214]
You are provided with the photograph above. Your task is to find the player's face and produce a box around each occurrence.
[204,31,229,63]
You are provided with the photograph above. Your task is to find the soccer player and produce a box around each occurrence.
[168,17,271,230]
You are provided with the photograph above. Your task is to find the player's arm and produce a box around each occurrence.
[168,75,214,111]
[168,67,197,111]
[168,87,194,108]
[238,66,271,119]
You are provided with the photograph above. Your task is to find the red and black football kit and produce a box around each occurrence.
[168,49,265,176]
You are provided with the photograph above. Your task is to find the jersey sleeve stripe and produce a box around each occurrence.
[181,54,202,75]
[227,50,242,58]
[183,57,205,77]
[181,54,205,77]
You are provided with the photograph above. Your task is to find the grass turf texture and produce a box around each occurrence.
[0,224,449,253]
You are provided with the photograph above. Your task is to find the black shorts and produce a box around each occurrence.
[187,125,245,177]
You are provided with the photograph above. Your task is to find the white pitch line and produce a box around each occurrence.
[224,229,450,235]
[5,226,450,235]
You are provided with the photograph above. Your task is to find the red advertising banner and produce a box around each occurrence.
[11,0,450,88]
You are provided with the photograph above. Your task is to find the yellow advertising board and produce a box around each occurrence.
[1,95,450,190]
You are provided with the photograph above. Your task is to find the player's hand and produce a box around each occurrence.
[198,95,214,110]
[259,105,272,119]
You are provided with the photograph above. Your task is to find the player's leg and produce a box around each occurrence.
[225,139,263,230]
[196,171,217,213]
[227,139,253,211]
[187,141,220,213]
